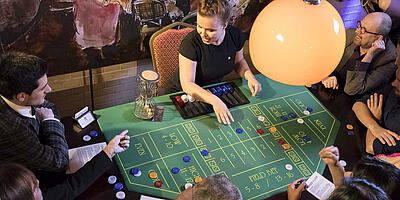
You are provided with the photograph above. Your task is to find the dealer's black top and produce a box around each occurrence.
[166,25,246,92]
[357,84,400,155]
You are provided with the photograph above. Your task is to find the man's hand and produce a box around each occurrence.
[103,130,130,158]
[247,76,262,96]
[321,76,339,89]
[319,146,339,166]
[367,93,383,122]
[363,39,385,62]
[288,178,307,200]
[35,107,55,121]
[369,125,400,146]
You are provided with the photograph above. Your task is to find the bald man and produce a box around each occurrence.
[321,12,397,96]
[361,0,400,68]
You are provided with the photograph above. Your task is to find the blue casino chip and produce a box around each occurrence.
[171,167,180,174]
[183,156,191,162]
[114,182,124,191]
[89,130,98,137]
[130,168,140,175]
[236,128,243,134]
[201,150,209,156]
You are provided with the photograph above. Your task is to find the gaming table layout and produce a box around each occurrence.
[95,74,340,200]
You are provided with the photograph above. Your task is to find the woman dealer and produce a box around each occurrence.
[166,0,261,125]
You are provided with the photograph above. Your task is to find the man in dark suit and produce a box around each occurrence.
[321,12,397,96]
[0,52,68,183]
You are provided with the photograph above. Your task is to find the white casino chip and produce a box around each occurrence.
[116,191,126,199]
[285,164,293,171]
[108,175,117,184]
[297,118,304,124]
[188,95,195,102]
[134,170,142,177]
[181,94,189,103]
[339,160,347,167]
[185,183,193,189]
[82,135,91,141]
[258,116,265,122]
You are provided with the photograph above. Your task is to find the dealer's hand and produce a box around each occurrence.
[212,98,234,125]
[247,76,262,96]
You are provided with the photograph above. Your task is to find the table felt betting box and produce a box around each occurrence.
[95,74,340,200]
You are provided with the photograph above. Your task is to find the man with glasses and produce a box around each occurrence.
[360,0,400,68]
[321,12,397,96]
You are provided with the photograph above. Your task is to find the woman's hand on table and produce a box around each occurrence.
[247,76,262,96]
[212,98,234,125]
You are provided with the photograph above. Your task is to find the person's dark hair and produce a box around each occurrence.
[0,52,47,99]
[353,156,400,200]
[197,0,231,24]
[328,177,389,200]
[0,163,37,200]
[193,174,242,200]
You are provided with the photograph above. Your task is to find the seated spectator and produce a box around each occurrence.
[321,12,397,95]
[319,146,400,200]
[176,174,242,200]
[0,52,68,186]
[288,177,389,200]
[352,68,400,155]
[0,131,130,200]
[361,0,400,68]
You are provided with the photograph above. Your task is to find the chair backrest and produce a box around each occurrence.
[133,0,166,26]
[150,22,195,88]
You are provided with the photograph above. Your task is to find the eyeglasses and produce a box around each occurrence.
[356,21,382,35]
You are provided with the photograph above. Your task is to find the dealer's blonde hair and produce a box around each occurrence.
[197,0,231,24]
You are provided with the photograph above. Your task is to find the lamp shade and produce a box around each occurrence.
[249,0,346,86]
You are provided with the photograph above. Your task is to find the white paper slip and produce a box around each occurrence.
[306,172,335,200]
[140,195,166,200]
[66,142,106,174]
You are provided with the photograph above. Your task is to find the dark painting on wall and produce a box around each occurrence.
[0,0,271,76]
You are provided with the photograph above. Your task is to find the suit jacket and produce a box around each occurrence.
[0,98,68,172]
[42,151,113,200]
[335,28,397,95]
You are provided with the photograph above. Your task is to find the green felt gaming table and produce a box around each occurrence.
[94,74,340,200]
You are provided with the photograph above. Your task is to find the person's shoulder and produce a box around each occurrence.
[226,25,242,36]
[182,30,200,43]
[226,25,245,50]
[384,38,397,58]
[0,98,18,120]
[179,30,201,60]
[181,30,202,48]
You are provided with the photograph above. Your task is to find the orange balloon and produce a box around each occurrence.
[249,0,345,86]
